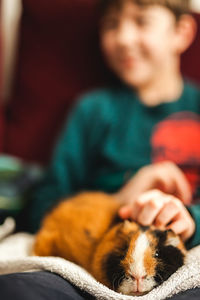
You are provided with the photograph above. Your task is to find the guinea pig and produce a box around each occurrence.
[91,220,186,296]
[34,191,186,296]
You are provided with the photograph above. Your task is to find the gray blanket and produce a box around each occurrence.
[0,218,200,300]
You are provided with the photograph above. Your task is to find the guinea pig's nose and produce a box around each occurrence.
[131,275,147,292]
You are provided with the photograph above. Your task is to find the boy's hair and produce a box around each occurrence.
[99,0,191,20]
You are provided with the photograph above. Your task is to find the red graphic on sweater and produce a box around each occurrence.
[151,112,200,197]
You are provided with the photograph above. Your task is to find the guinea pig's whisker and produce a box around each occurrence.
[117,275,125,287]
[112,274,119,290]
[156,272,164,284]
[112,274,125,290]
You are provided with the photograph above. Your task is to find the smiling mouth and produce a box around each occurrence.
[119,57,136,67]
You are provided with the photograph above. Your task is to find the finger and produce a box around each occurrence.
[154,162,192,204]
[168,163,192,204]
[154,200,180,227]
[127,192,152,220]
[118,191,154,221]
[123,190,167,222]
[167,218,188,237]
[156,175,176,194]
[131,190,165,221]
[158,170,191,205]
[118,205,132,219]
[130,201,143,221]
[172,176,192,205]
[137,189,164,202]
[137,197,164,226]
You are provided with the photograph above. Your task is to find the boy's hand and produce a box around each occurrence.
[116,161,192,207]
[120,189,195,242]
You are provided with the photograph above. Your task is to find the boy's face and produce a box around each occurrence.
[100,1,182,89]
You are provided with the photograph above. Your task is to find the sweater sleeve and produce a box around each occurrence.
[185,204,200,249]
[27,95,101,232]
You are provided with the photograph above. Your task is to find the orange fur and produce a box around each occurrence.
[34,192,121,270]
[91,221,140,287]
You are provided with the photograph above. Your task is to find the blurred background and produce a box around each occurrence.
[0,0,200,165]
[0,0,199,225]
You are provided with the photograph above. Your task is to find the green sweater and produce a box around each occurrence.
[29,81,200,249]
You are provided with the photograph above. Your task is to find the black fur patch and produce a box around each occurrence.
[152,229,167,246]
[151,229,184,284]
[154,243,184,284]
[102,237,129,290]
[140,225,150,232]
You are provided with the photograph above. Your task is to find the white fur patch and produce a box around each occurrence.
[118,232,157,295]
[130,233,149,277]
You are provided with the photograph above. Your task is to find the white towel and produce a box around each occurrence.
[0,218,200,300]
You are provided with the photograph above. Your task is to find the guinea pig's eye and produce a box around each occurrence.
[155,251,159,257]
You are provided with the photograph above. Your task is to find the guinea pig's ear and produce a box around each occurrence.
[123,220,139,233]
[121,220,130,231]
[165,229,182,248]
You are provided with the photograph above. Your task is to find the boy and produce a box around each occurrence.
[26,0,200,250]
[98,0,199,245]
[2,1,200,300]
